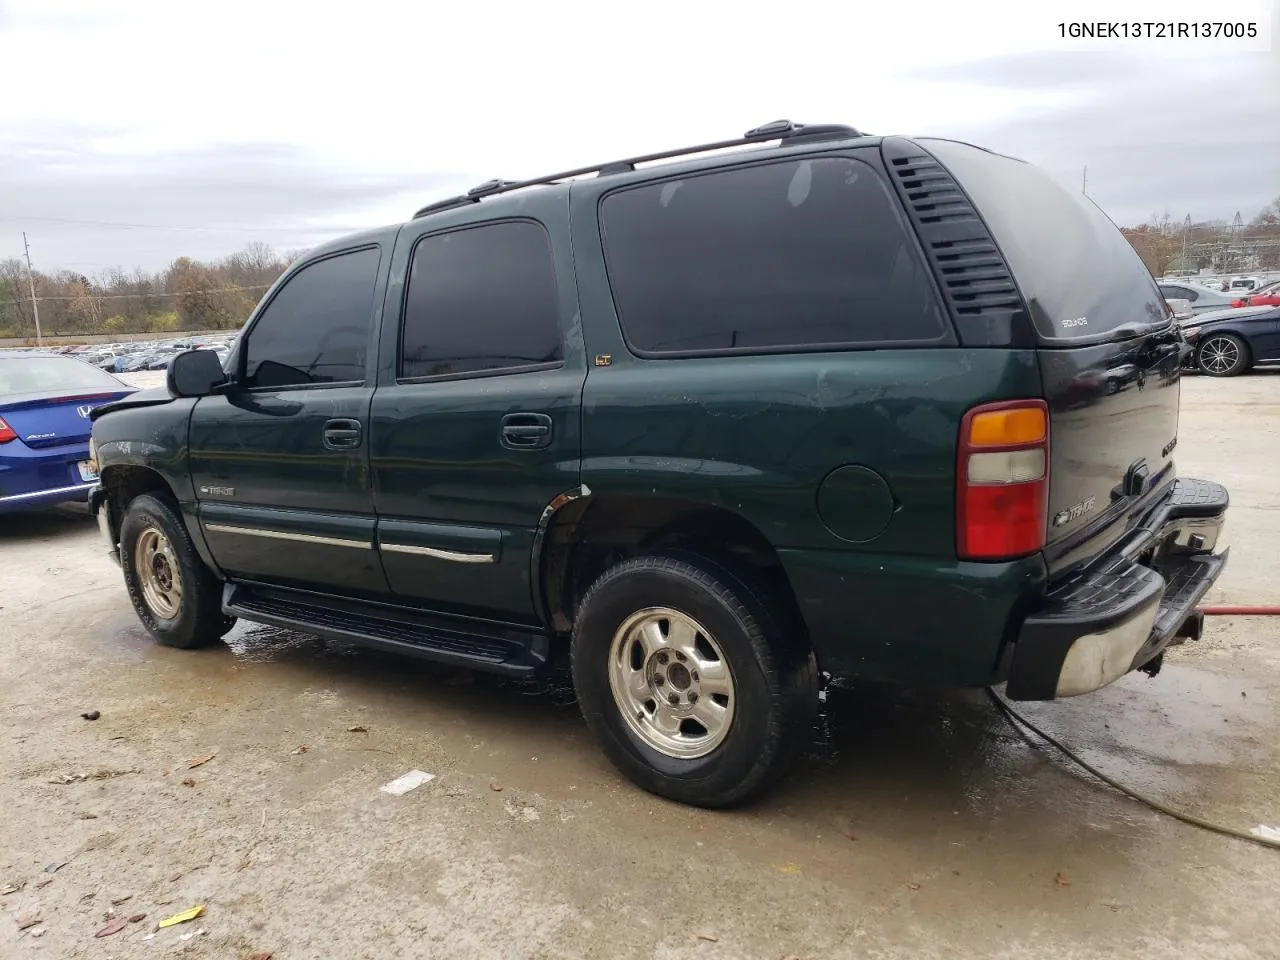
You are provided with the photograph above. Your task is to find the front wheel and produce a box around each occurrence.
[119,493,234,649]
[1197,333,1250,377]
[571,554,817,808]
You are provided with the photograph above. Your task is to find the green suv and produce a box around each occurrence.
[89,121,1229,807]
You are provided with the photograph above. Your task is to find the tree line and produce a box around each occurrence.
[0,242,296,340]
[1120,195,1280,278]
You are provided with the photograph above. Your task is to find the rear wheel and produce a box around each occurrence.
[120,493,234,649]
[571,554,817,808]
[1197,333,1250,377]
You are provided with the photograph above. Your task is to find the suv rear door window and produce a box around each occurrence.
[599,157,948,355]
[243,247,379,388]
[921,139,1167,342]
[400,220,563,380]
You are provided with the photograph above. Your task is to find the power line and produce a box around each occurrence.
[0,283,273,307]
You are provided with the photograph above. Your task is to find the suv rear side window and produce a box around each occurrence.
[400,220,563,380]
[243,247,379,388]
[599,157,947,355]
[921,139,1167,341]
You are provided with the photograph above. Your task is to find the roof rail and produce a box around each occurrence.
[410,120,862,220]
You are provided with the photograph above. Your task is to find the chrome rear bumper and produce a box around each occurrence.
[1006,478,1229,700]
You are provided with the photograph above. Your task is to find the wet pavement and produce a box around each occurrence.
[2,373,1279,958]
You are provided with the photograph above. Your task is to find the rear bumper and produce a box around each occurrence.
[89,484,121,566]
[1005,478,1228,700]
[0,481,96,514]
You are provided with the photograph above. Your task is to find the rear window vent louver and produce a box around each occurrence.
[882,138,1031,346]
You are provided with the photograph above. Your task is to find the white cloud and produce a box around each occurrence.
[1,0,1275,269]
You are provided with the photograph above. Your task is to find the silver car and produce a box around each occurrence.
[1158,282,1241,315]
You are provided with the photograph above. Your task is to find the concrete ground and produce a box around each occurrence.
[2,371,1279,959]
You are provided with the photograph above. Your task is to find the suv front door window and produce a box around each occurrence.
[189,246,389,595]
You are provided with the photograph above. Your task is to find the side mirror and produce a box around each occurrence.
[167,349,228,398]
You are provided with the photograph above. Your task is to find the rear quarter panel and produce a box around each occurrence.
[573,350,1042,554]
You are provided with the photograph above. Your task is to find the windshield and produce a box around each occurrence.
[0,356,125,399]
[920,139,1167,341]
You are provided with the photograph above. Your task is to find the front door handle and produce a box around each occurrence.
[501,413,552,450]
[323,418,362,451]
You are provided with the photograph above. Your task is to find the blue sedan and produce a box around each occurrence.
[1180,304,1280,377]
[0,353,136,513]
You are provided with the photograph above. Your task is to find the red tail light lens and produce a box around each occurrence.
[0,416,17,444]
[957,400,1049,561]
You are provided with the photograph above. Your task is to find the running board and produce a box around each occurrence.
[222,582,551,677]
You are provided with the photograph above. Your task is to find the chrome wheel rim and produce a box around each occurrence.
[134,527,183,620]
[607,607,735,759]
[1201,337,1240,374]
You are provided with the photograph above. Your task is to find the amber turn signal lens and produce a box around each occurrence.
[967,408,1047,447]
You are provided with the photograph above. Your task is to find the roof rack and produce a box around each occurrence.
[410,120,863,220]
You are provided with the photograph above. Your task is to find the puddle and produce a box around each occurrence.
[1002,662,1273,793]
[223,621,339,663]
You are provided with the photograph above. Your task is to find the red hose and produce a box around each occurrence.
[1201,606,1280,616]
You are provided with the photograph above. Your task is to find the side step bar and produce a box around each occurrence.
[222,582,551,677]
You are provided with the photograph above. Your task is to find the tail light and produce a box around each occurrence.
[957,400,1049,561]
[0,416,16,444]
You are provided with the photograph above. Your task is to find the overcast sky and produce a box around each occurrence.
[1,0,1276,274]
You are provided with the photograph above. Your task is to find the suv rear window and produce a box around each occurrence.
[599,156,948,356]
[921,139,1167,342]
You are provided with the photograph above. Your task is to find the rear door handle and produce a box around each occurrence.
[501,413,552,450]
[323,418,362,450]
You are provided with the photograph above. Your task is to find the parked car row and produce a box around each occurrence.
[1159,274,1274,294]
[1161,278,1280,314]
[48,335,238,374]
[1157,278,1280,376]
[1232,279,1280,308]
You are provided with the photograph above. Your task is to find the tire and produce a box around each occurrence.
[1197,333,1250,377]
[119,493,234,649]
[571,553,818,808]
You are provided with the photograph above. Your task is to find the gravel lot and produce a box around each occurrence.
[3,371,1279,959]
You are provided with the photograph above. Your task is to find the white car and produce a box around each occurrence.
[1228,276,1263,292]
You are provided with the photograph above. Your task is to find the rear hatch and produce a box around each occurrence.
[923,139,1183,580]
[0,390,134,449]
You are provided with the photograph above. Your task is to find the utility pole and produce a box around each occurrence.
[22,232,43,345]
[1181,214,1191,274]
[1082,165,1088,196]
